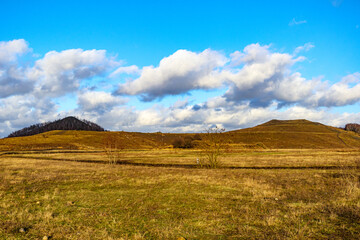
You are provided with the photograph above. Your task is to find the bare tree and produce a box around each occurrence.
[103,133,124,164]
[198,126,226,168]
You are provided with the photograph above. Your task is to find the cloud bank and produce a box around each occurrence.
[115,49,227,101]
[1,39,360,137]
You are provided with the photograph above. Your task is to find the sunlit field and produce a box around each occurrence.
[1,149,359,239]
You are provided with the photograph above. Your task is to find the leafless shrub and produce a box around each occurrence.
[103,134,124,164]
[198,126,227,168]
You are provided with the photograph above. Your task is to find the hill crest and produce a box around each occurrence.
[7,116,105,138]
[2,119,360,150]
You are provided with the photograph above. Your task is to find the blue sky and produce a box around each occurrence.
[0,0,359,136]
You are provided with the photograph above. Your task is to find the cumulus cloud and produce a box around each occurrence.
[306,72,360,107]
[116,49,228,101]
[29,49,115,97]
[114,43,360,110]
[0,39,34,98]
[77,91,127,112]
[2,38,360,138]
[0,66,34,98]
[73,98,360,134]
[0,39,29,66]
[0,94,58,136]
[222,44,360,109]
[222,43,317,107]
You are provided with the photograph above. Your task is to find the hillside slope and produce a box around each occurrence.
[0,130,193,150]
[1,119,360,150]
[228,119,360,149]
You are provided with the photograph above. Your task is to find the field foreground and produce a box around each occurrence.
[1,149,360,239]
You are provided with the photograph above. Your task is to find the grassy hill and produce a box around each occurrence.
[1,119,360,150]
[0,130,196,151]
[227,119,360,149]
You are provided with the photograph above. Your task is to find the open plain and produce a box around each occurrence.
[1,147,359,239]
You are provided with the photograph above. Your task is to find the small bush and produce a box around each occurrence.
[172,138,186,148]
[172,136,194,148]
[193,133,202,140]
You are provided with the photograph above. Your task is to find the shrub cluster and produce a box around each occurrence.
[345,123,360,134]
[172,136,198,148]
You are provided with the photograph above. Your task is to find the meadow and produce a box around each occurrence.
[1,148,359,239]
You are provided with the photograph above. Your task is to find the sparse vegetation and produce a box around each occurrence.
[1,119,360,238]
[103,133,124,164]
[198,126,227,168]
[1,149,359,239]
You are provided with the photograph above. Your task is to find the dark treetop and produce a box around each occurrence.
[7,116,104,138]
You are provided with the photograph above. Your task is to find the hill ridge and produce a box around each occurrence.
[7,116,105,138]
[1,119,360,150]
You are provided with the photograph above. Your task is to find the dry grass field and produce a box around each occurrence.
[1,149,359,239]
[2,120,360,151]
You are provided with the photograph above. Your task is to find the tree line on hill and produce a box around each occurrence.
[345,123,360,134]
[6,117,360,139]
[7,116,104,138]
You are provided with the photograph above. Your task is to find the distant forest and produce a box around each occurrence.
[345,123,360,134]
[7,116,105,138]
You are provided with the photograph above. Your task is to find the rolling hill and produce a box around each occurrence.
[228,119,360,149]
[1,119,360,150]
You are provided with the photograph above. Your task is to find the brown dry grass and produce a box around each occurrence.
[1,149,359,239]
[1,119,360,152]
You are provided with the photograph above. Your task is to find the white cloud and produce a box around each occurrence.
[2,39,360,138]
[0,39,29,66]
[0,66,34,98]
[110,65,140,77]
[0,94,59,136]
[77,91,127,112]
[307,72,360,107]
[114,44,360,110]
[230,43,270,65]
[293,42,315,55]
[289,18,307,26]
[72,98,360,135]
[222,43,317,107]
[0,39,34,98]
[221,45,360,109]
[29,49,115,97]
[116,49,228,101]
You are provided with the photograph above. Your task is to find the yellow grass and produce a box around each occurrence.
[1,119,360,151]
[1,149,359,239]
